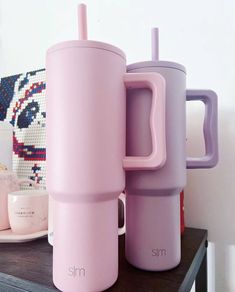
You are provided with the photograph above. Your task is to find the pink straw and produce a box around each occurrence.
[78,3,87,40]
[151,27,159,61]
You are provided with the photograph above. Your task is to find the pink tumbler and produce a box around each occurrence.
[46,13,166,291]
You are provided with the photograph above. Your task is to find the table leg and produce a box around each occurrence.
[195,250,207,292]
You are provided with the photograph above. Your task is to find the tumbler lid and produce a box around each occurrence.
[47,40,126,60]
[127,28,186,73]
[127,60,186,73]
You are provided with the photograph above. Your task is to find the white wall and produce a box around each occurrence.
[0,0,234,291]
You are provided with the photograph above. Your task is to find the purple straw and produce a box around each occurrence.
[151,27,159,61]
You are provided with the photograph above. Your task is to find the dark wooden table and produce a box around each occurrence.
[0,228,207,292]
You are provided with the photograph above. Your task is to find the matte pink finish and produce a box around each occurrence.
[46,40,166,292]
[123,73,166,170]
[53,199,118,292]
[48,193,127,246]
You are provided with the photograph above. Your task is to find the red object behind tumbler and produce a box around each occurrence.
[180,191,185,234]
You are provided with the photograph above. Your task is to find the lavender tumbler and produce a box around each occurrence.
[125,28,218,271]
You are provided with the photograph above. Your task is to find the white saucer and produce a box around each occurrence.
[0,229,48,243]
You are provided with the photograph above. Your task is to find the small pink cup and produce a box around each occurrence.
[8,190,48,235]
[0,171,36,231]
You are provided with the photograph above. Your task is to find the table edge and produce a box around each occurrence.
[0,272,57,292]
[179,228,208,292]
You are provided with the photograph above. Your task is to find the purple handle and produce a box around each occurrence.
[186,89,218,169]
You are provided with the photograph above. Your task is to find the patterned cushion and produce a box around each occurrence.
[0,69,46,189]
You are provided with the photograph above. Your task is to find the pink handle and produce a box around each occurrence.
[123,72,166,170]
[17,178,39,189]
